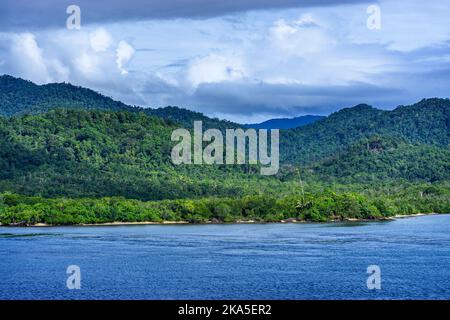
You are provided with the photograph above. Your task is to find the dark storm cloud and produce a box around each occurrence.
[0,0,370,30]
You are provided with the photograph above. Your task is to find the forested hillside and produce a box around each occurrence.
[0,75,448,225]
[281,99,450,165]
[0,109,267,200]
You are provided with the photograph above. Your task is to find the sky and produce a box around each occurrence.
[0,0,449,123]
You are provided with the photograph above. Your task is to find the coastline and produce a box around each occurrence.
[393,213,438,219]
[0,212,443,227]
[30,221,190,227]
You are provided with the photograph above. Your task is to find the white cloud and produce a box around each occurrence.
[0,29,142,101]
[74,52,101,76]
[269,14,331,58]
[116,40,135,75]
[6,33,70,84]
[187,53,247,88]
[47,59,70,81]
[10,33,50,83]
[89,28,113,52]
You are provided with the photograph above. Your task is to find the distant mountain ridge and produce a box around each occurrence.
[245,115,325,129]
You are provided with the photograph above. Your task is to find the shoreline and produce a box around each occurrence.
[0,212,443,228]
[393,212,438,219]
[31,221,191,227]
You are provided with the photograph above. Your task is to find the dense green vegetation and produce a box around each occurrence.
[1,182,449,225]
[0,109,273,199]
[0,75,448,226]
[311,136,450,183]
[281,99,450,165]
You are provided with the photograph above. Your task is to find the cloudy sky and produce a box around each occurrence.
[0,0,449,123]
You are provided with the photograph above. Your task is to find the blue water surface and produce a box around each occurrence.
[0,214,449,300]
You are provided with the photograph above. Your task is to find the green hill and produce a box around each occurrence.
[0,75,134,116]
[281,99,450,165]
[0,75,239,131]
[0,75,448,225]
